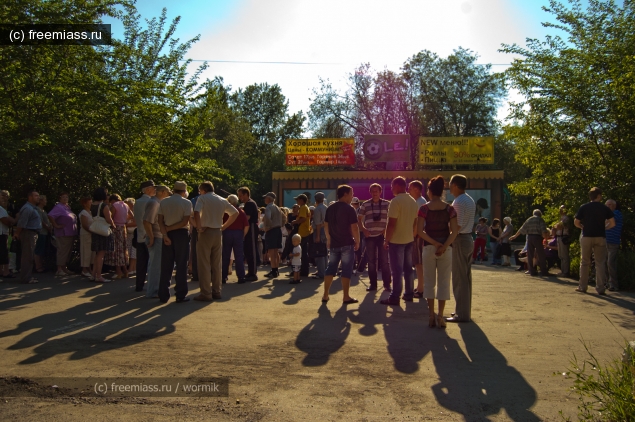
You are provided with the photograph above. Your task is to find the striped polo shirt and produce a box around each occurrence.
[358,199,390,237]
[606,209,622,245]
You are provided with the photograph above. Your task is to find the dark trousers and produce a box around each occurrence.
[243,225,258,276]
[300,235,310,276]
[135,241,149,291]
[19,230,38,283]
[222,229,246,280]
[191,229,198,280]
[159,229,190,301]
[527,234,548,276]
[366,234,391,288]
[356,233,367,272]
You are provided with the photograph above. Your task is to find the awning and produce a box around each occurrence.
[272,170,504,181]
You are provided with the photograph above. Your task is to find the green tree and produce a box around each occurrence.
[500,0,635,246]
[229,83,305,198]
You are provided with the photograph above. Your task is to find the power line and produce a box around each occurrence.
[180,59,513,66]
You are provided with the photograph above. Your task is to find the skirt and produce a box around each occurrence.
[34,234,49,256]
[126,228,137,260]
[500,243,512,256]
[105,226,128,266]
[91,232,114,252]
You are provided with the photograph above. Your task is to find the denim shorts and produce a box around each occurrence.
[325,244,355,278]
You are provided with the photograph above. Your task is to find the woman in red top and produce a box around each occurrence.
[416,176,459,329]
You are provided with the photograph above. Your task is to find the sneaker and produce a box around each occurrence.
[81,271,92,278]
[244,274,258,282]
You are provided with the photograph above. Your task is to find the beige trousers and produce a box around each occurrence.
[80,229,94,267]
[56,236,75,266]
[196,228,222,298]
[579,236,607,293]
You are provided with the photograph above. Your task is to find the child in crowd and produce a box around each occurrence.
[473,217,488,264]
[290,234,302,284]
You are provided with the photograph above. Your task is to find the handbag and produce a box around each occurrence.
[560,235,571,246]
[131,228,138,248]
[89,203,112,237]
[311,241,328,258]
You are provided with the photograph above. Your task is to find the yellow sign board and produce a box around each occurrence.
[418,137,494,165]
[285,138,356,166]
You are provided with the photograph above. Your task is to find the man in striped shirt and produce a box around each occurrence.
[446,175,476,323]
[358,184,392,291]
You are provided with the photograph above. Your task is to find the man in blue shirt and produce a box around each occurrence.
[605,199,622,291]
[13,190,42,284]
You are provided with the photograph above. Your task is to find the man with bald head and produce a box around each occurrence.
[604,199,622,291]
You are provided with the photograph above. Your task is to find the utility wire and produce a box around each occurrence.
[180,59,512,66]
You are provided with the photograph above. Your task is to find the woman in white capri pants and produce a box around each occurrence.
[416,176,459,328]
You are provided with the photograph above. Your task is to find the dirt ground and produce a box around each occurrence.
[0,260,633,421]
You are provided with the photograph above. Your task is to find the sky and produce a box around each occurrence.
[104,0,565,125]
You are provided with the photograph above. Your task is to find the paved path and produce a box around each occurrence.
[0,263,633,421]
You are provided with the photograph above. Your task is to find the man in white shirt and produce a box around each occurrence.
[408,180,427,297]
[133,180,156,292]
[447,174,476,323]
[193,181,238,301]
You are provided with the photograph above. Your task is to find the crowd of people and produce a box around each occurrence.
[0,177,624,322]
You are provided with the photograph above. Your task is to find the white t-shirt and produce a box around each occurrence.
[78,209,93,235]
[292,245,302,266]
[0,206,8,235]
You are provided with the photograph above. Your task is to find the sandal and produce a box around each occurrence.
[343,298,359,304]
[321,297,329,303]
[413,291,424,299]
[429,313,436,328]
[436,315,447,329]
[22,278,39,284]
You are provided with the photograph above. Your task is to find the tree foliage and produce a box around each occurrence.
[308,48,506,169]
[501,0,635,246]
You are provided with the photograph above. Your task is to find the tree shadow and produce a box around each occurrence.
[0,282,212,364]
[295,303,350,366]
[430,323,540,421]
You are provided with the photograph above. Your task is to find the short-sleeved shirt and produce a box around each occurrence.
[297,204,312,238]
[518,216,547,236]
[606,209,622,245]
[159,194,193,229]
[224,206,249,231]
[415,196,427,207]
[17,202,42,231]
[194,192,237,229]
[264,202,283,230]
[325,201,358,249]
[451,193,476,234]
[243,199,259,228]
[111,201,129,226]
[292,245,302,266]
[358,199,390,237]
[143,197,163,239]
[387,193,419,245]
[0,205,9,235]
[418,203,458,245]
[475,224,488,239]
[134,194,152,242]
[48,203,78,237]
[575,201,614,238]
[312,203,327,230]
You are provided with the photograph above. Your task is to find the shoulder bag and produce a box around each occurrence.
[89,203,112,237]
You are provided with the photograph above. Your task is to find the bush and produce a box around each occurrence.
[561,340,635,421]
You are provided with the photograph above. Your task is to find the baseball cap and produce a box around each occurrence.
[263,192,276,200]
[351,197,360,204]
[140,180,155,190]
[294,194,308,203]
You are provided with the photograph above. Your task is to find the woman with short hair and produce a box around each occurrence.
[78,196,94,277]
[90,188,115,283]
[499,217,513,266]
[105,194,131,279]
[416,176,459,329]
[48,192,78,276]
[124,198,137,276]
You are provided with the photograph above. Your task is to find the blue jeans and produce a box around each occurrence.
[325,245,355,279]
[491,241,501,264]
[222,229,245,280]
[313,229,327,278]
[146,237,163,298]
[388,242,414,302]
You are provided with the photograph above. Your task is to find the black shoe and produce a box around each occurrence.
[175,297,190,303]
[402,295,413,302]
[237,278,246,284]
[245,274,258,282]
[159,298,168,304]
[366,286,377,291]
[222,278,227,284]
[289,280,301,284]
[383,286,392,292]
